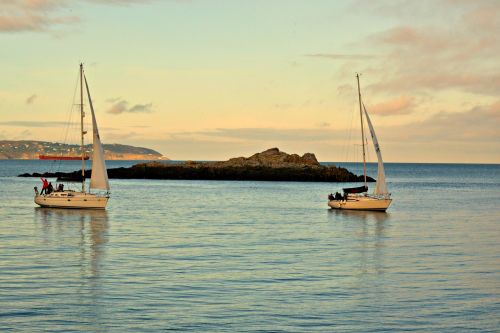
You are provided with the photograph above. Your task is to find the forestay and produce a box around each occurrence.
[84,75,110,191]
[363,103,388,196]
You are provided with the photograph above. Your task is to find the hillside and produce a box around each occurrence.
[0,140,168,160]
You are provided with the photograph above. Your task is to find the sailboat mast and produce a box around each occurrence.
[356,73,367,187]
[80,63,85,192]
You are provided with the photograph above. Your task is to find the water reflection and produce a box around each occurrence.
[327,208,389,278]
[328,208,390,224]
[34,208,109,330]
[35,208,109,277]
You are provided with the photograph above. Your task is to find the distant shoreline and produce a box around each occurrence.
[0,140,168,160]
[2,157,168,161]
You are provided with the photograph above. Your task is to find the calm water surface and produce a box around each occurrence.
[0,160,499,332]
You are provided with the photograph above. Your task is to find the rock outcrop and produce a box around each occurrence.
[19,147,374,183]
[211,148,320,168]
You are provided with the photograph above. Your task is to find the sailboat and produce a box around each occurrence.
[328,74,392,211]
[34,64,110,209]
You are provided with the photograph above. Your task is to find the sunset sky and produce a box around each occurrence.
[0,0,499,163]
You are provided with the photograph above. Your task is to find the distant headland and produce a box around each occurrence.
[0,140,168,160]
[19,147,373,183]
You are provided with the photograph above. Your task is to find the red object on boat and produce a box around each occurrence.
[39,155,89,160]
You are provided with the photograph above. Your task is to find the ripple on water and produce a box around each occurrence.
[0,162,499,332]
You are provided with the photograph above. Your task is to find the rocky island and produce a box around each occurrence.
[0,140,168,160]
[19,147,374,183]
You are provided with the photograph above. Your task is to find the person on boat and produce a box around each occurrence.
[47,182,54,194]
[328,193,334,201]
[57,184,64,192]
[40,178,48,195]
[335,192,342,200]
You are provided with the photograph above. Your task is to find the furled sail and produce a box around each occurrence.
[84,75,110,191]
[343,185,368,194]
[363,103,388,196]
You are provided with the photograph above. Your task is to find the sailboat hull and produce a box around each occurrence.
[328,196,392,211]
[35,192,108,209]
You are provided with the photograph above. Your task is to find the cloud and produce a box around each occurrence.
[375,26,439,48]
[25,94,37,105]
[370,73,500,96]
[0,0,153,33]
[308,2,500,98]
[105,97,121,103]
[107,100,127,114]
[190,104,496,144]
[363,2,500,96]
[305,53,377,60]
[383,100,500,142]
[106,99,153,114]
[129,103,153,113]
[0,1,78,33]
[368,96,415,116]
[337,84,354,96]
[0,120,67,127]
[170,127,345,143]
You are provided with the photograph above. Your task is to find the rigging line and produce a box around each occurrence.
[361,102,371,173]
[62,68,80,147]
[346,92,357,164]
[366,135,370,172]
[341,90,357,165]
[55,68,80,173]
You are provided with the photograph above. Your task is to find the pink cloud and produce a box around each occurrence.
[335,2,500,98]
[378,26,420,45]
[0,0,74,32]
[368,96,415,116]
[382,100,500,142]
[370,72,500,96]
[0,0,152,33]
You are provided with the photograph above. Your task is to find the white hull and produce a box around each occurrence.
[35,191,108,209]
[328,195,391,211]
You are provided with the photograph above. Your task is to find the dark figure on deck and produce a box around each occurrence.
[57,184,64,192]
[40,178,48,195]
[47,182,54,194]
[335,192,342,200]
[328,193,334,201]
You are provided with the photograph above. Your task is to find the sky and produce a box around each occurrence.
[0,0,499,163]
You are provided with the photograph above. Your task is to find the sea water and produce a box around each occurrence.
[0,160,499,332]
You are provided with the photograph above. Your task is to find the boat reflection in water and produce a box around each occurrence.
[328,209,390,276]
[35,208,109,277]
[329,208,390,224]
[34,208,109,330]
